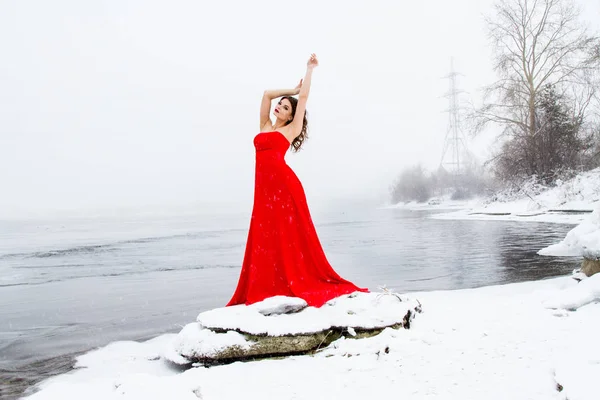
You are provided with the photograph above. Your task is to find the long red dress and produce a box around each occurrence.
[227,131,368,307]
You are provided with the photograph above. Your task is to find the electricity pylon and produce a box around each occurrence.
[440,58,471,177]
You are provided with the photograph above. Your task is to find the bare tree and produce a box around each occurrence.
[475,0,598,138]
[593,40,600,63]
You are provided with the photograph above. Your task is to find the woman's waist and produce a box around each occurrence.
[255,154,286,164]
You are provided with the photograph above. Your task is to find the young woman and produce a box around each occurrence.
[227,54,367,308]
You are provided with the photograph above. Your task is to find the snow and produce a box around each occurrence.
[382,195,478,211]
[541,273,600,311]
[250,295,307,316]
[23,276,600,400]
[196,292,419,336]
[538,207,600,257]
[433,208,592,224]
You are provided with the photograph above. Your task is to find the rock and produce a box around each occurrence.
[165,292,422,366]
[581,257,600,277]
[198,330,340,364]
[166,322,406,366]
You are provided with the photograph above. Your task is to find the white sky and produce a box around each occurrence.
[0,0,598,218]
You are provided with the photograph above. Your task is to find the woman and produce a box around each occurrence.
[227,54,367,308]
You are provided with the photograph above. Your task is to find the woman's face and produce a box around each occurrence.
[274,98,293,122]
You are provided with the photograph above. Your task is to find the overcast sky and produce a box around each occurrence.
[0,0,598,218]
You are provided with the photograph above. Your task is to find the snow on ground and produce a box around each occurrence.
[539,206,600,257]
[24,276,600,400]
[391,168,600,225]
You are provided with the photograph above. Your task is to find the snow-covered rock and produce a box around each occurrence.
[165,324,251,365]
[165,292,422,365]
[538,206,600,258]
[197,292,420,336]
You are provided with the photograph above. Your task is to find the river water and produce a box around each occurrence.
[0,206,580,398]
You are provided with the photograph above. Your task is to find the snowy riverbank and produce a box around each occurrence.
[23,275,600,400]
[16,170,600,400]
[425,169,600,261]
[388,168,600,225]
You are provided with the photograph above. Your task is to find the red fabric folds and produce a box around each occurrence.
[227,131,368,308]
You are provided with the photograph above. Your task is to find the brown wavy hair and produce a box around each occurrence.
[281,96,308,152]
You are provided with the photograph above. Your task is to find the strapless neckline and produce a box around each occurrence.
[260,131,291,144]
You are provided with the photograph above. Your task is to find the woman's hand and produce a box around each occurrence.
[307,53,319,69]
[294,54,316,101]
[293,79,303,95]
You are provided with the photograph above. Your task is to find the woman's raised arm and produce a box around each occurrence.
[260,82,302,130]
[289,54,318,137]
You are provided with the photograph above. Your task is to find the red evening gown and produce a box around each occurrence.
[227,131,368,308]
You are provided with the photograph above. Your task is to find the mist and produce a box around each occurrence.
[1,0,598,218]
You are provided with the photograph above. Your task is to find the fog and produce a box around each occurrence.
[0,0,598,218]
